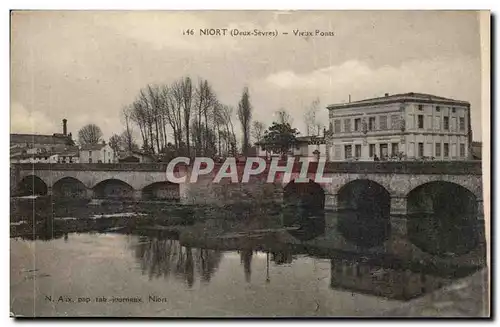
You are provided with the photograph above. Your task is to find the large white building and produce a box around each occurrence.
[80,143,115,163]
[326,92,473,161]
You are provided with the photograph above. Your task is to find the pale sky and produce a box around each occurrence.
[10,10,483,142]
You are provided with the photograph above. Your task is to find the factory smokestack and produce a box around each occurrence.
[63,119,67,136]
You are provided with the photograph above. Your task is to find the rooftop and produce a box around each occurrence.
[10,133,73,146]
[81,143,107,151]
[327,92,470,110]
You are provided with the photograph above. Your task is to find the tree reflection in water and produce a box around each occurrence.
[239,250,253,282]
[133,237,223,288]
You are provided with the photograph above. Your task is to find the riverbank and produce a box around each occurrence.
[380,268,489,317]
[9,196,283,239]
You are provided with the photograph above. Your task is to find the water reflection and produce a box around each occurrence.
[239,250,253,282]
[133,237,223,287]
[329,257,457,301]
[282,206,326,241]
[337,210,390,248]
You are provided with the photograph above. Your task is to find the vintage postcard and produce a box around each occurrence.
[9,10,490,318]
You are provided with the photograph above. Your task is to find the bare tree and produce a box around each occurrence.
[108,134,122,154]
[121,105,135,151]
[193,79,217,156]
[304,98,320,136]
[275,109,293,125]
[78,124,103,145]
[166,82,184,150]
[251,121,266,143]
[220,105,237,156]
[181,77,193,157]
[237,87,252,156]
[120,130,139,151]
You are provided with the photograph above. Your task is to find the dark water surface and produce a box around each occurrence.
[11,231,468,317]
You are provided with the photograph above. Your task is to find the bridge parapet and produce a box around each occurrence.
[13,160,482,175]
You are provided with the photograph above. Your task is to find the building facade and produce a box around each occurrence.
[326,92,472,161]
[117,151,155,163]
[255,135,328,162]
[79,143,115,163]
[10,119,77,163]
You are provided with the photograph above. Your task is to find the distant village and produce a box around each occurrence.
[10,119,155,164]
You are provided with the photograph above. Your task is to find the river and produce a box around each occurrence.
[9,198,484,317]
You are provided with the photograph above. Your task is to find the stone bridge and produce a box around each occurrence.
[10,160,486,267]
[11,161,483,217]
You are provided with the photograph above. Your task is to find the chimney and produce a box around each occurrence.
[348,94,351,103]
[385,93,389,97]
[62,119,67,136]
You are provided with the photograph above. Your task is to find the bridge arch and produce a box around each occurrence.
[53,177,88,198]
[336,179,391,248]
[283,179,325,210]
[92,179,134,199]
[406,181,479,256]
[142,181,180,201]
[17,175,48,196]
[406,175,482,201]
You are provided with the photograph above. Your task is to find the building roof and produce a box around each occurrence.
[10,133,73,145]
[327,92,470,110]
[80,143,107,150]
[117,150,153,159]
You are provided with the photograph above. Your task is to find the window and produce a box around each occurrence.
[418,104,423,111]
[460,143,466,157]
[355,144,361,158]
[89,158,92,163]
[426,143,433,157]
[434,116,441,131]
[379,115,388,130]
[380,144,388,158]
[459,117,465,131]
[369,117,376,131]
[444,143,449,157]
[369,144,376,158]
[452,107,456,113]
[354,118,361,132]
[409,142,415,157]
[329,122,333,132]
[418,115,424,129]
[436,106,440,112]
[418,143,424,157]
[334,120,341,133]
[344,119,351,133]
[344,145,352,159]
[435,143,441,157]
[391,143,399,156]
[443,116,449,130]
[334,145,341,160]
[390,114,399,130]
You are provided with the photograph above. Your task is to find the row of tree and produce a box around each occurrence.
[76,76,325,160]
[122,78,243,158]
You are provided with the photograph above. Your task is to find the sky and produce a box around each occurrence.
[10,10,484,142]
